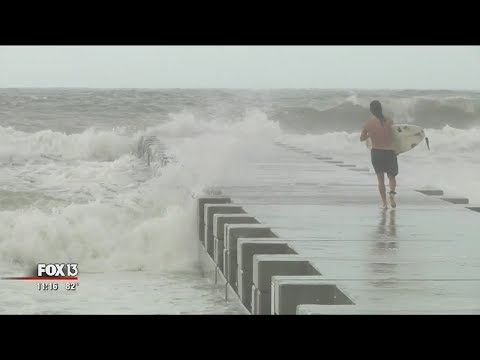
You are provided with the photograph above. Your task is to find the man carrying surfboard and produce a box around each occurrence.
[360,100,398,209]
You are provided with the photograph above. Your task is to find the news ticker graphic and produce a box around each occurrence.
[1,263,79,291]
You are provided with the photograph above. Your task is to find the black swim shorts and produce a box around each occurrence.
[371,149,398,177]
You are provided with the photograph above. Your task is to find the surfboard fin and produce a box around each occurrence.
[425,137,430,150]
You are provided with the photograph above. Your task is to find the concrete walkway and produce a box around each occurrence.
[197,141,480,314]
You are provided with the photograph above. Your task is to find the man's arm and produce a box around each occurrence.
[360,125,369,142]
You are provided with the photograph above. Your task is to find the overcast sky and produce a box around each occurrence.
[0,46,478,90]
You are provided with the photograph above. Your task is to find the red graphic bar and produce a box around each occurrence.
[1,276,78,281]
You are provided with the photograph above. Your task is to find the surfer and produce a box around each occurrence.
[360,100,398,209]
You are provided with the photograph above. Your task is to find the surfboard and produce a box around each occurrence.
[366,124,426,155]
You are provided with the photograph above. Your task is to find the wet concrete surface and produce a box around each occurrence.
[216,142,480,313]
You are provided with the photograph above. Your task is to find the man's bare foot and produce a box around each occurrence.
[381,203,388,209]
[389,191,397,208]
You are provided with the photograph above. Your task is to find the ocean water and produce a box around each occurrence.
[1,88,479,314]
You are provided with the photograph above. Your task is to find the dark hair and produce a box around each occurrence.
[370,100,385,122]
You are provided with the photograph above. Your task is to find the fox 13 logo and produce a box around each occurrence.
[37,263,78,278]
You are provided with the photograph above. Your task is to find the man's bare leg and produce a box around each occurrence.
[377,173,387,208]
[388,175,397,208]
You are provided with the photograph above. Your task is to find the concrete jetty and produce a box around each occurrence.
[197,141,480,314]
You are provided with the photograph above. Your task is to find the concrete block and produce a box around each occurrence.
[197,196,230,243]
[204,204,246,227]
[213,216,259,270]
[223,249,229,280]
[253,255,320,293]
[416,189,444,196]
[238,240,296,275]
[237,240,297,309]
[251,286,258,314]
[225,225,277,291]
[271,276,354,315]
[252,286,271,315]
[214,237,224,270]
[213,214,259,241]
[225,225,278,253]
[441,197,469,204]
[204,204,246,256]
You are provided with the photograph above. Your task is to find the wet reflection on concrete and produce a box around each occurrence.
[370,209,398,280]
[376,208,397,242]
